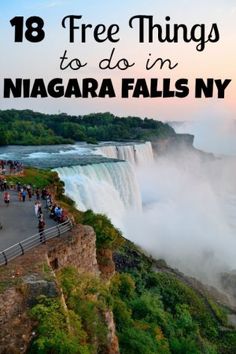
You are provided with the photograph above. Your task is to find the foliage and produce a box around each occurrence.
[111,241,236,354]
[0,109,175,145]
[58,268,111,353]
[218,332,236,354]
[29,296,90,354]
[78,209,124,250]
[110,273,135,300]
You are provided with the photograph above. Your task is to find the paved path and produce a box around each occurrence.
[0,191,56,251]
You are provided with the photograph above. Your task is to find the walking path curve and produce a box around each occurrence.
[0,190,55,251]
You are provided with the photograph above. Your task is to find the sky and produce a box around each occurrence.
[0,0,235,121]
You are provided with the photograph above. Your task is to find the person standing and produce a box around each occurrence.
[18,190,22,202]
[28,188,32,201]
[35,188,40,201]
[34,201,39,217]
[4,192,10,206]
[3,179,7,190]
[22,190,27,202]
[38,216,46,243]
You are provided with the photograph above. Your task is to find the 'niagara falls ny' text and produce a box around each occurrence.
[3,78,231,99]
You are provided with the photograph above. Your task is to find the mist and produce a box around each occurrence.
[172,114,236,156]
[123,150,236,288]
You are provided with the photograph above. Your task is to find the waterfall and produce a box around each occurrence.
[55,141,154,226]
[134,142,154,165]
[96,142,154,165]
[55,161,142,226]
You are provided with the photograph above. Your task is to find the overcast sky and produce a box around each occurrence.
[0,0,235,121]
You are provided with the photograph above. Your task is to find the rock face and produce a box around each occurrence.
[0,224,103,353]
[151,134,194,156]
[47,224,99,275]
[23,274,59,307]
[97,248,115,280]
[0,287,32,354]
[104,310,120,354]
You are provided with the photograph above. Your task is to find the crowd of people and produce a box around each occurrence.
[1,179,67,241]
[0,160,23,175]
[34,188,67,223]
[35,188,67,241]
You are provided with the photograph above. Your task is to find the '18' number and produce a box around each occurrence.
[10,16,45,42]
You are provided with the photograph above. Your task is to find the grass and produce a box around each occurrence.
[6,167,59,189]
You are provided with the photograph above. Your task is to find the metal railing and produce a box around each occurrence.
[0,218,73,266]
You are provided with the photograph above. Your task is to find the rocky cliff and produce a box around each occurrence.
[151,134,195,156]
[0,224,119,354]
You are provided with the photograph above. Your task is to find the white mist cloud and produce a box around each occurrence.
[173,114,236,156]
[123,151,236,287]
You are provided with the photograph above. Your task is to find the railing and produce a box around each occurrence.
[0,218,73,266]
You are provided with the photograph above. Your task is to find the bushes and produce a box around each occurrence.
[110,271,213,354]
[110,273,135,300]
[58,268,110,352]
[118,326,161,354]
[80,210,124,250]
[110,239,236,354]
[29,296,90,354]
[151,273,219,339]
[30,265,227,354]
[218,332,236,354]
[30,268,113,353]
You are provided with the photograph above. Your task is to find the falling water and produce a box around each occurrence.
[55,161,142,226]
[96,142,154,165]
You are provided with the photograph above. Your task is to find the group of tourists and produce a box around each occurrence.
[37,189,66,223]
[16,183,33,202]
[34,188,67,241]
[0,160,23,175]
[1,180,67,243]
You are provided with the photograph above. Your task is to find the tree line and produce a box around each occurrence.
[0,109,175,145]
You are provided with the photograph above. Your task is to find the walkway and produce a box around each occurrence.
[0,190,55,251]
